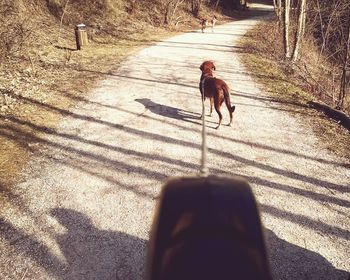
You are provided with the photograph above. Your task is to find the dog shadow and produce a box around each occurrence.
[135,98,209,125]
[135,98,219,128]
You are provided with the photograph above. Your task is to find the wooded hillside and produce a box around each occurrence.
[0,0,247,60]
[273,0,350,113]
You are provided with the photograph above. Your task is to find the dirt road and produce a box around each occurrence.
[1,3,349,280]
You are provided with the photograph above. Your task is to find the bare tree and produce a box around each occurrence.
[273,0,282,23]
[214,0,220,10]
[191,0,201,16]
[57,0,70,43]
[219,0,241,9]
[241,0,248,9]
[337,12,350,109]
[283,0,291,58]
[292,0,307,61]
[316,0,342,61]
[0,2,33,59]
[164,0,185,24]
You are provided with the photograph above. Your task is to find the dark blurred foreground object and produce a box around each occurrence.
[146,175,272,280]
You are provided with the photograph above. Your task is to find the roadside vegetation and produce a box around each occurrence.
[239,2,350,160]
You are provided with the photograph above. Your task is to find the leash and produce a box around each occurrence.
[200,77,209,176]
[147,62,273,280]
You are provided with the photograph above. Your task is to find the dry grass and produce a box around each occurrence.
[239,18,350,160]
[0,30,172,190]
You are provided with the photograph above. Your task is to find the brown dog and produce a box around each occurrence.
[201,15,217,33]
[201,19,208,33]
[210,15,217,32]
[199,61,235,129]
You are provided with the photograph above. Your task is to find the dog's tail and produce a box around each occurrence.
[223,84,235,113]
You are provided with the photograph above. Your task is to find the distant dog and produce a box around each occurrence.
[199,61,235,129]
[210,15,217,32]
[201,15,217,33]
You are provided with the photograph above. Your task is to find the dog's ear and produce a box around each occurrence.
[207,61,216,71]
[200,63,204,71]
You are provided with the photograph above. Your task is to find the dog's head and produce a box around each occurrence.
[200,61,216,73]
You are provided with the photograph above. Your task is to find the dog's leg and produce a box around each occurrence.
[200,98,208,119]
[227,106,233,126]
[223,87,234,126]
[199,83,204,119]
[201,21,206,33]
[209,98,213,116]
[228,114,232,126]
[227,105,236,126]
[214,100,223,129]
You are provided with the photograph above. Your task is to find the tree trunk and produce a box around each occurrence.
[214,0,220,10]
[283,0,291,58]
[337,12,350,109]
[57,0,70,43]
[164,0,183,24]
[273,0,282,23]
[221,0,240,9]
[191,0,201,16]
[241,0,248,9]
[272,0,278,13]
[317,0,338,60]
[273,0,278,14]
[292,0,307,62]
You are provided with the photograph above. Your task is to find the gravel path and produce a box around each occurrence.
[1,3,349,280]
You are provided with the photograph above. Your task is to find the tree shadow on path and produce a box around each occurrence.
[0,209,146,280]
[50,208,146,280]
[266,229,349,280]
[1,213,349,280]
